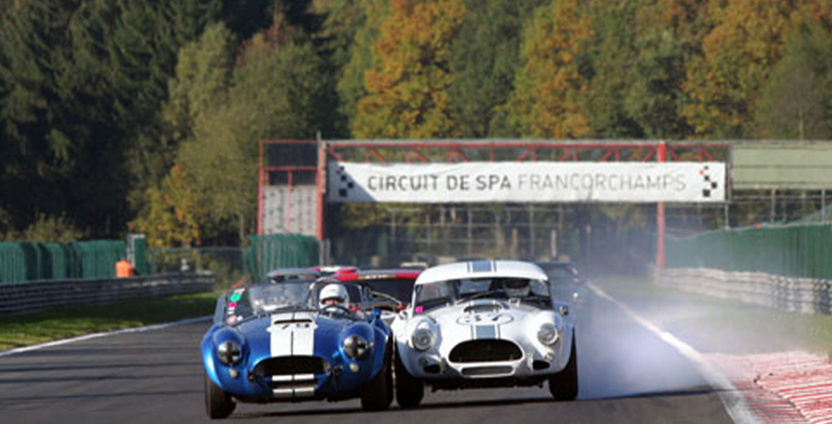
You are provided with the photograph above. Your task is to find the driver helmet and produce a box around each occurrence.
[318,281,348,309]
[504,278,531,298]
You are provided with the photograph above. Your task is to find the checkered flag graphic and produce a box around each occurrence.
[700,165,719,198]
[335,166,355,198]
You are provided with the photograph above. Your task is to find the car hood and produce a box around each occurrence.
[236,310,354,361]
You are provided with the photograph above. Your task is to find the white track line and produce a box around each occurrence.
[587,282,761,424]
[0,315,211,358]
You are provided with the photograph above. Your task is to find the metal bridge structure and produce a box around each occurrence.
[258,139,732,269]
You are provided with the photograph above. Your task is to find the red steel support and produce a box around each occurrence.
[316,140,326,242]
[656,142,667,269]
[287,171,293,233]
[257,141,265,235]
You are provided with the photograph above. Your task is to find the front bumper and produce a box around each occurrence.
[210,355,377,401]
[399,336,569,380]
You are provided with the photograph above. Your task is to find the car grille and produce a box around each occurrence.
[461,366,514,376]
[449,340,523,363]
[253,356,329,377]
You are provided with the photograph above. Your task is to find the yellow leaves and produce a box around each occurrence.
[683,0,802,137]
[131,164,203,248]
[507,0,593,139]
[353,0,466,139]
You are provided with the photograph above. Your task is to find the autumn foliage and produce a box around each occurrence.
[5,0,832,244]
[506,0,593,138]
[352,0,466,139]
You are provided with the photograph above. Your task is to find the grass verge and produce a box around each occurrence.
[0,291,220,352]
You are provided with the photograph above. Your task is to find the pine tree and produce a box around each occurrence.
[754,14,832,139]
[337,0,389,130]
[448,0,545,138]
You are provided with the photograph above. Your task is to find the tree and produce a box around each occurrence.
[336,0,389,130]
[177,36,330,244]
[352,0,466,139]
[0,0,86,231]
[684,0,802,138]
[624,30,689,139]
[583,0,643,138]
[754,15,832,139]
[448,0,545,138]
[0,0,225,238]
[506,0,593,138]
[130,164,203,248]
[164,23,238,146]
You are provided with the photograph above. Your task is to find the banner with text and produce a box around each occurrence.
[327,162,725,203]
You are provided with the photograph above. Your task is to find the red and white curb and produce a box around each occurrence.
[708,352,832,424]
[0,315,211,358]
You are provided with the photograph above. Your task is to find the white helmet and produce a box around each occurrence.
[319,283,348,309]
[504,278,530,298]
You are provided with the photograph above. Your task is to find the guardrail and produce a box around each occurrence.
[0,272,215,315]
[656,268,832,315]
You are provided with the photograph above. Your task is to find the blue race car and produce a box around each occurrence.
[202,277,393,419]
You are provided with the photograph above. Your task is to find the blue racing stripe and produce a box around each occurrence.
[471,261,492,273]
[475,325,496,339]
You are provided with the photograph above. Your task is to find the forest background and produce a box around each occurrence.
[1,0,830,247]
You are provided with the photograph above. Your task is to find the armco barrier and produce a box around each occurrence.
[0,272,215,315]
[656,268,832,315]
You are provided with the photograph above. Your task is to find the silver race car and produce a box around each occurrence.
[391,260,578,407]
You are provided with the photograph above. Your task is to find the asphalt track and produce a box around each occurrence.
[0,288,734,424]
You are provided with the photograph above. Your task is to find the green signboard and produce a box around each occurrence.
[731,142,832,189]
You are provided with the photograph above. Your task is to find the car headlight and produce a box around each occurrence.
[411,328,435,351]
[537,323,559,346]
[217,341,242,365]
[344,335,371,359]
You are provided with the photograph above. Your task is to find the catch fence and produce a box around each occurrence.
[667,223,832,279]
[0,240,127,283]
[246,234,319,283]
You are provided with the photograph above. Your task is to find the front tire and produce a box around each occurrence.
[361,345,394,411]
[549,332,578,401]
[205,372,236,419]
[394,349,424,408]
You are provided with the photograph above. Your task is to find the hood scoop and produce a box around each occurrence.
[463,300,504,314]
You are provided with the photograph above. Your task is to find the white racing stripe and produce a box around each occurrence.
[290,312,316,356]
[269,313,295,357]
[0,316,211,358]
[587,283,761,424]
[269,312,316,357]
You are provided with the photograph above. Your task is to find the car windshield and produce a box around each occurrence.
[362,278,416,303]
[413,277,550,313]
[536,263,579,283]
[246,281,316,316]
